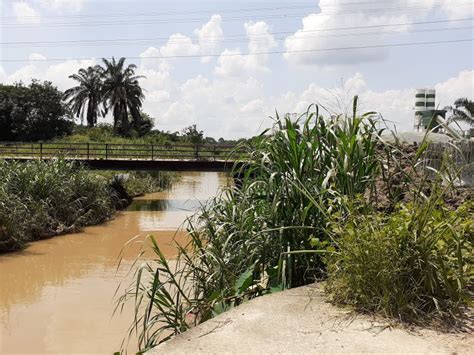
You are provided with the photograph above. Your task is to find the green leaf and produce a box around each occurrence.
[235,266,255,294]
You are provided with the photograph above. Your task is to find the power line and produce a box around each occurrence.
[1,38,471,63]
[1,12,320,27]
[2,26,471,48]
[3,1,470,19]
[3,3,473,28]
[2,17,472,45]
[1,4,317,19]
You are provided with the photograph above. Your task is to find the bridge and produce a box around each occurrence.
[0,142,245,172]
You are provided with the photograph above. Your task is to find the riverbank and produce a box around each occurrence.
[0,172,229,353]
[153,283,473,354]
[0,159,176,253]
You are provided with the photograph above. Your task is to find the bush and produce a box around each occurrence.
[0,159,116,252]
[326,200,473,323]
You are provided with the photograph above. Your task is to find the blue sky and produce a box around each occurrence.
[1,0,473,138]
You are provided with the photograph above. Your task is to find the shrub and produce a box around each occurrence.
[326,199,473,323]
[0,159,116,252]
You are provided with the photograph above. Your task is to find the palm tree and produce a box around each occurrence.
[99,57,145,134]
[63,66,103,127]
[445,98,473,126]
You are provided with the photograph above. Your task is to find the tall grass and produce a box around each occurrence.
[118,98,473,352]
[95,170,177,197]
[118,98,388,350]
[0,159,127,252]
[326,198,472,323]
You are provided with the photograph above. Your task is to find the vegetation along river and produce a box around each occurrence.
[0,171,229,354]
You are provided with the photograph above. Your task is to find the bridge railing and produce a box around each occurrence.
[0,142,247,161]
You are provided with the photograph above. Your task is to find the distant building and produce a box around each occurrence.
[414,89,447,132]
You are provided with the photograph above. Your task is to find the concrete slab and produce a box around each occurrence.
[151,284,473,354]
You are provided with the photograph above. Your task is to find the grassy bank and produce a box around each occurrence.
[119,99,473,352]
[95,171,177,198]
[0,159,176,253]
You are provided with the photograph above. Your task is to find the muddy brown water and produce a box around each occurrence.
[0,172,229,354]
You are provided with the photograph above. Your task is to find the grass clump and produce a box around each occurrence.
[326,199,473,323]
[122,171,176,197]
[0,159,119,252]
[95,170,177,197]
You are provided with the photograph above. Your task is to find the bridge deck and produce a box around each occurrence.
[0,142,244,172]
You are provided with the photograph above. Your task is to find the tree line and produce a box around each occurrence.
[0,56,472,142]
[0,57,151,141]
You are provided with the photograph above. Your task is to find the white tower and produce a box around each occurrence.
[414,89,436,131]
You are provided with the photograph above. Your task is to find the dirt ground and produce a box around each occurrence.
[151,284,473,354]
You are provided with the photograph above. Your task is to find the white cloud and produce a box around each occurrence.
[215,21,277,77]
[0,65,6,82]
[4,65,42,85]
[284,0,442,66]
[2,57,97,89]
[29,53,47,61]
[44,59,97,89]
[235,71,473,136]
[160,34,200,57]
[194,14,224,62]
[154,15,224,62]
[12,2,40,24]
[360,70,474,131]
[38,0,87,13]
[156,75,269,137]
[137,47,173,108]
[440,0,474,19]
[435,70,474,108]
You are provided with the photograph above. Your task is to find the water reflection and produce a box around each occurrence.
[0,171,230,354]
[127,199,206,212]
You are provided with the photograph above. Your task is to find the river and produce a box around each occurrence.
[0,172,229,354]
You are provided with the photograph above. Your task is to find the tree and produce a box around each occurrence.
[445,98,473,126]
[0,80,73,141]
[100,57,145,135]
[63,66,103,128]
[182,124,204,144]
[128,111,154,137]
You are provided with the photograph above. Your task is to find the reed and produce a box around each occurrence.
[118,98,473,351]
[1,159,123,252]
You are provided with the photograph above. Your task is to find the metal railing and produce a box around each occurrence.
[0,142,246,162]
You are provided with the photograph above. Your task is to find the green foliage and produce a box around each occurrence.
[57,122,240,147]
[123,171,176,196]
[445,97,473,126]
[326,200,473,323]
[96,170,177,197]
[181,124,204,144]
[63,57,146,136]
[118,98,386,350]
[100,57,145,134]
[63,66,103,128]
[130,112,155,137]
[0,159,115,252]
[0,80,73,141]
[119,98,473,352]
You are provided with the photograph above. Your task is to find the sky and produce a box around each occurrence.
[1,0,473,138]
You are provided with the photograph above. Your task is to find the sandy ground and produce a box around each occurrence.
[151,284,473,354]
